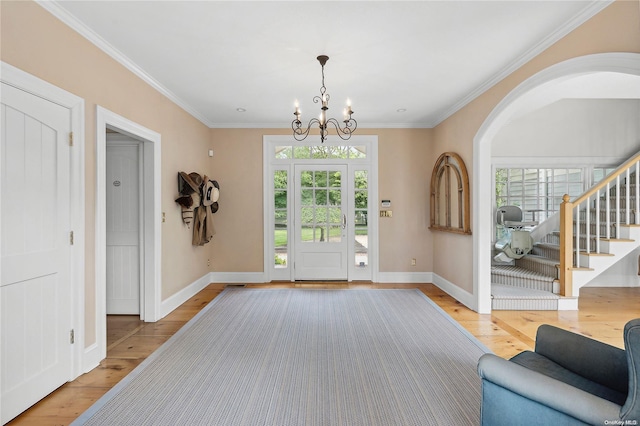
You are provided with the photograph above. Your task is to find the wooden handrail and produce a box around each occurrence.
[559,150,640,297]
[573,150,640,205]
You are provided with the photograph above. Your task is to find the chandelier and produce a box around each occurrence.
[292,55,357,143]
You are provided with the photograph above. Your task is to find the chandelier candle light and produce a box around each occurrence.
[292,55,357,143]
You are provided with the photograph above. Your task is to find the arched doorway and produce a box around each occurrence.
[473,53,640,313]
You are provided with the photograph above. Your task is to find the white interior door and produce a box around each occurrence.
[106,142,141,315]
[1,83,73,423]
[294,164,348,280]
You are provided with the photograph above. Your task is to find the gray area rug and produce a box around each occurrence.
[74,289,490,426]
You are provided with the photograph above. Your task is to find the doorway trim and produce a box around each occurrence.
[473,52,640,314]
[0,61,86,379]
[263,135,379,282]
[95,106,161,362]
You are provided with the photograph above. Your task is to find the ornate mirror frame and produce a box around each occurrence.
[430,152,471,235]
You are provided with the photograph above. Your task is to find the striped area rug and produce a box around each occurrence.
[74,289,489,426]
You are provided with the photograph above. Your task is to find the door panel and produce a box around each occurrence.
[294,165,347,280]
[106,144,140,315]
[1,83,72,424]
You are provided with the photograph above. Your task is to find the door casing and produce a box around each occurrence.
[95,106,161,366]
[263,135,378,282]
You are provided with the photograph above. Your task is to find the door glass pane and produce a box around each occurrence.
[355,170,368,189]
[355,225,368,267]
[315,189,327,205]
[329,207,341,224]
[301,171,313,187]
[329,171,341,187]
[328,189,341,206]
[275,146,292,159]
[329,225,342,242]
[294,146,311,159]
[274,190,287,209]
[314,171,327,187]
[301,189,313,206]
[354,170,368,267]
[316,225,328,242]
[349,146,367,159]
[355,192,367,209]
[300,168,342,244]
[274,170,288,268]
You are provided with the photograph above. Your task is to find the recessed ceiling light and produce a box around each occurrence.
[236,108,246,112]
[397,108,407,113]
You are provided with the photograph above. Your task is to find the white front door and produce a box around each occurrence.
[106,142,141,315]
[294,164,348,280]
[1,83,73,423]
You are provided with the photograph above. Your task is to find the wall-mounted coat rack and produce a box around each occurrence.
[175,172,220,246]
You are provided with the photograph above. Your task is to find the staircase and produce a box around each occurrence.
[491,232,563,310]
[491,153,640,310]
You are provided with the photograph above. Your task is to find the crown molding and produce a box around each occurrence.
[431,0,614,127]
[38,0,613,131]
[208,122,434,129]
[37,1,215,128]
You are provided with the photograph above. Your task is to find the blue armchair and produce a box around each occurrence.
[477,318,640,425]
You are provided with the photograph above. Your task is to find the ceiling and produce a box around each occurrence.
[46,1,620,129]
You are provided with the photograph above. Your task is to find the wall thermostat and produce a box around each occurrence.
[381,200,391,208]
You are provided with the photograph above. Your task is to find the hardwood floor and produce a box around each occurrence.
[8,283,640,425]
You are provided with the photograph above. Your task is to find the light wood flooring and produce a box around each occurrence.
[8,283,640,425]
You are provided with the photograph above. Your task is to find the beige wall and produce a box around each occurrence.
[1,0,638,353]
[210,128,435,274]
[432,0,640,293]
[1,1,212,346]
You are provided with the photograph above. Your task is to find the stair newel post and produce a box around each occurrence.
[559,194,574,297]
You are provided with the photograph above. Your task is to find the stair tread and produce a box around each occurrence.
[491,265,556,281]
[520,254,559,265]
[491,284,559,300]
[535,242,559,248]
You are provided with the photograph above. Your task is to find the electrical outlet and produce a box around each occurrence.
[411,258,416,266]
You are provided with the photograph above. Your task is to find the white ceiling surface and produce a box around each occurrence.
[48,0,624,129]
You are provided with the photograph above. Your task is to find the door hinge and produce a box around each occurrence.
[70,329,75,344]
[70,231,74,245]
[69,132,74,146]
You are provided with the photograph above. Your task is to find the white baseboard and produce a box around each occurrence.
[82,342,101,374]
[160,273,213,318]
[431,273,476,311]
[209,272,267,283]
[159,271,477,319]
[376,272,433,283]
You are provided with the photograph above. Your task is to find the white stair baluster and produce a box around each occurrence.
[595,190,600,254]
[633,161,640,225]
[606,182,611,240]
[616,175,621,238]
[586,196,591,254]
[576,202,581,268]
[626,168,630,224]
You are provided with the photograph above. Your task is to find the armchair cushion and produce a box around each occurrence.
[534,324,628,395]
[510,350,627,405]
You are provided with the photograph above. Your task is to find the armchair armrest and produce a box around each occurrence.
[535,324,628,394]
[621,319,640,421]
[478,353,621,425]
